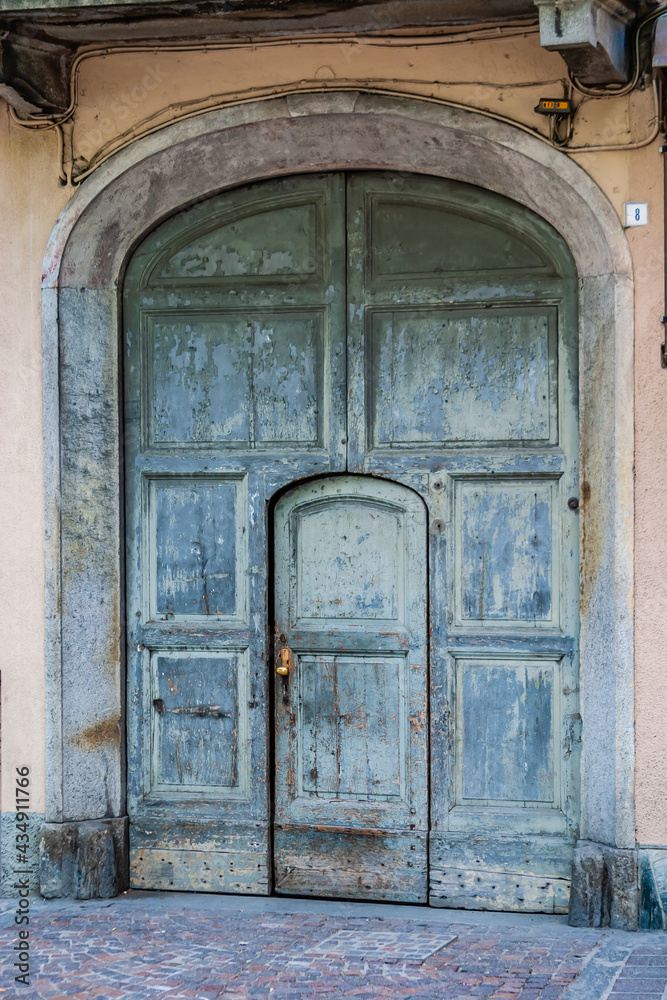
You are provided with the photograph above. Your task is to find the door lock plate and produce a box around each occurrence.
[276,646,292,677]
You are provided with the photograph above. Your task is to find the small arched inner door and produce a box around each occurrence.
[124,171,579,911]
[273,476,428,901]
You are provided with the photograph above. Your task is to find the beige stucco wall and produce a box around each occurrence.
[1,26,665,845]
[0,119,69,822]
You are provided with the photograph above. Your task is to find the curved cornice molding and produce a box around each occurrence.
[42,92,632,290]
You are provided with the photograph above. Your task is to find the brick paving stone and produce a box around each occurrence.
[610,982,665,993]
[608,995,659,1000]
[625,954,667,965]
[0,896,656,1000]
[619,966,667,977]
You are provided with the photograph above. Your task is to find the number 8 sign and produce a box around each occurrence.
[624,202,649,227]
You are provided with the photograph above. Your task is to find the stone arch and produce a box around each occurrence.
[40,93,635,920]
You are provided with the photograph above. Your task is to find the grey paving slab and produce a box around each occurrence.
[296,928,458,961]
[561,935,667,1000]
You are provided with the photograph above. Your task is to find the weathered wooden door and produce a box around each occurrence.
[345,174,580,913]
[273,476,428,901]
[124,174,347,893]
[124,170,579,911]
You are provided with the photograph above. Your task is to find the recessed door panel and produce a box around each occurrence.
[149,475,246,622]
[146,311,324,448]
[273,476,428,902]
[294,499,404,623]
[370,198,552,278]
[150,649,248,794]
[298,654,405,801]
[369,308,556,448]
[456,478,557,627]
[154,200,323,281]
[456,657,557,806]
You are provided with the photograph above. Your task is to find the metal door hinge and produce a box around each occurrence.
[661,316,667,368]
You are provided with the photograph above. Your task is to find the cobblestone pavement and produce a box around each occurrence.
[0,892,664,1000]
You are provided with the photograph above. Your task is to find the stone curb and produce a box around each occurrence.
[561,938,640,1000]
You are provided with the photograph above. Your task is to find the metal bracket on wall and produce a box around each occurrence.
[534,0,635,84]
[661,316,667,368]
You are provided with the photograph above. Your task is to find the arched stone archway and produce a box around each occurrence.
[40,92,636,924]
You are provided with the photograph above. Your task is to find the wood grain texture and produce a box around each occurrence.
[130,848,269,894]
[429,834,572,913]
[274,827,427,902]
[298,655,404,800]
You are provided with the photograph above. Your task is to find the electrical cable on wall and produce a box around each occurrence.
[6,12,666,184]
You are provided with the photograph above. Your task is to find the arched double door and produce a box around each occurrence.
[124,172,580,910]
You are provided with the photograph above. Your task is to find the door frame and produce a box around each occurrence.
[40,92,636,918]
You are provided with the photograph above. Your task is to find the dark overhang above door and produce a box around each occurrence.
[0,0,646,113]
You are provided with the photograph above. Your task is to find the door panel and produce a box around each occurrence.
[153,200,323,281]
[298,655,404,800]
[294,499,404,622]
[149,475,246,621]
[125,174,347,893]
[456,657,558,806]
[456,477,558,627]
[369,308,556,448]
[273,476,428,902]
[370,197,552,278]
[146,311,324,448]
[346,172,579,912]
